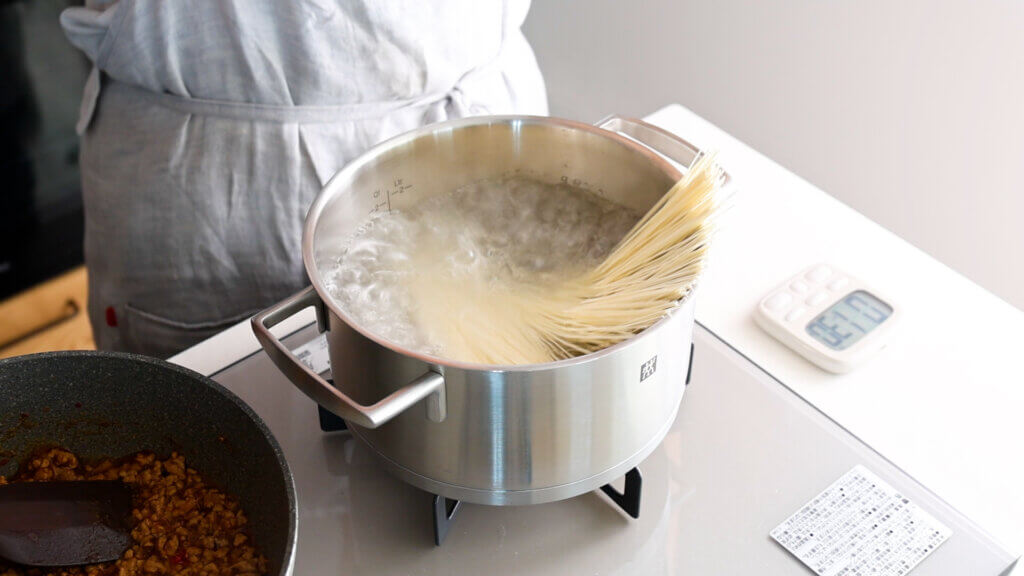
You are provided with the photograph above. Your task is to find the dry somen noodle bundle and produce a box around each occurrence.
[406,153,724,365]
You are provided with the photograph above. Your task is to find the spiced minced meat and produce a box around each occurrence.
[0,448,267,576]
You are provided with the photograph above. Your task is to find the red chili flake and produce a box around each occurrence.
[170,549,188,565]
[0,458,9,466]
[75,402,83,408]
[105,306,118,327]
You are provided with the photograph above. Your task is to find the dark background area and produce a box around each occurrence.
[0,0,88,301]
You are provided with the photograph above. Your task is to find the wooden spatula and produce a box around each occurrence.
[0,480,133,567]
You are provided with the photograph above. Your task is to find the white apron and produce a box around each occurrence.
[61,0,547,357]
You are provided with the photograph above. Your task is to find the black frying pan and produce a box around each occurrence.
[0,351,297,575]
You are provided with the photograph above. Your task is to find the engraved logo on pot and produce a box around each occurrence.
[640,356,658,382]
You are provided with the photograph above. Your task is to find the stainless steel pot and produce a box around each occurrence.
[253,115,715,506]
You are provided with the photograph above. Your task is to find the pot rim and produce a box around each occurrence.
[302,114,696,373]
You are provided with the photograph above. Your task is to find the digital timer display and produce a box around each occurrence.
[806,290,893,351]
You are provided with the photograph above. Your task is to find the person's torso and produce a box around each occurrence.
[62,0,531,106]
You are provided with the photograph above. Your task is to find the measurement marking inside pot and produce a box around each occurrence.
[371,178,413,215]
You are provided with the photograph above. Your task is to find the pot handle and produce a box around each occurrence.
[251,286,445,429]
[596,115,730,184]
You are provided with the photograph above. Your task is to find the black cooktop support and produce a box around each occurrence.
[599,467,643,519]
[318,404,348,432]
[318,379,349,432]
[432,495,462,546]
[431,465,644,546]
[686,342,695,385]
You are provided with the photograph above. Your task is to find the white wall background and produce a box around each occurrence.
[523,0,1024,310]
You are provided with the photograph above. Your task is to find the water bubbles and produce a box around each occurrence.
[321,177,639,356]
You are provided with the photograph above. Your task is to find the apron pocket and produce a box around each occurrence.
[123,304,257,359]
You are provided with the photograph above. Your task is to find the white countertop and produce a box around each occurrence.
[171,104,1024,566]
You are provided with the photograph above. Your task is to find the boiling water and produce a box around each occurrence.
[321,177,640,358]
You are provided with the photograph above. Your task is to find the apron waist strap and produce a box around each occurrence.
[78,75,470,132]
[112,78,456,123]
[127,82,456,123]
